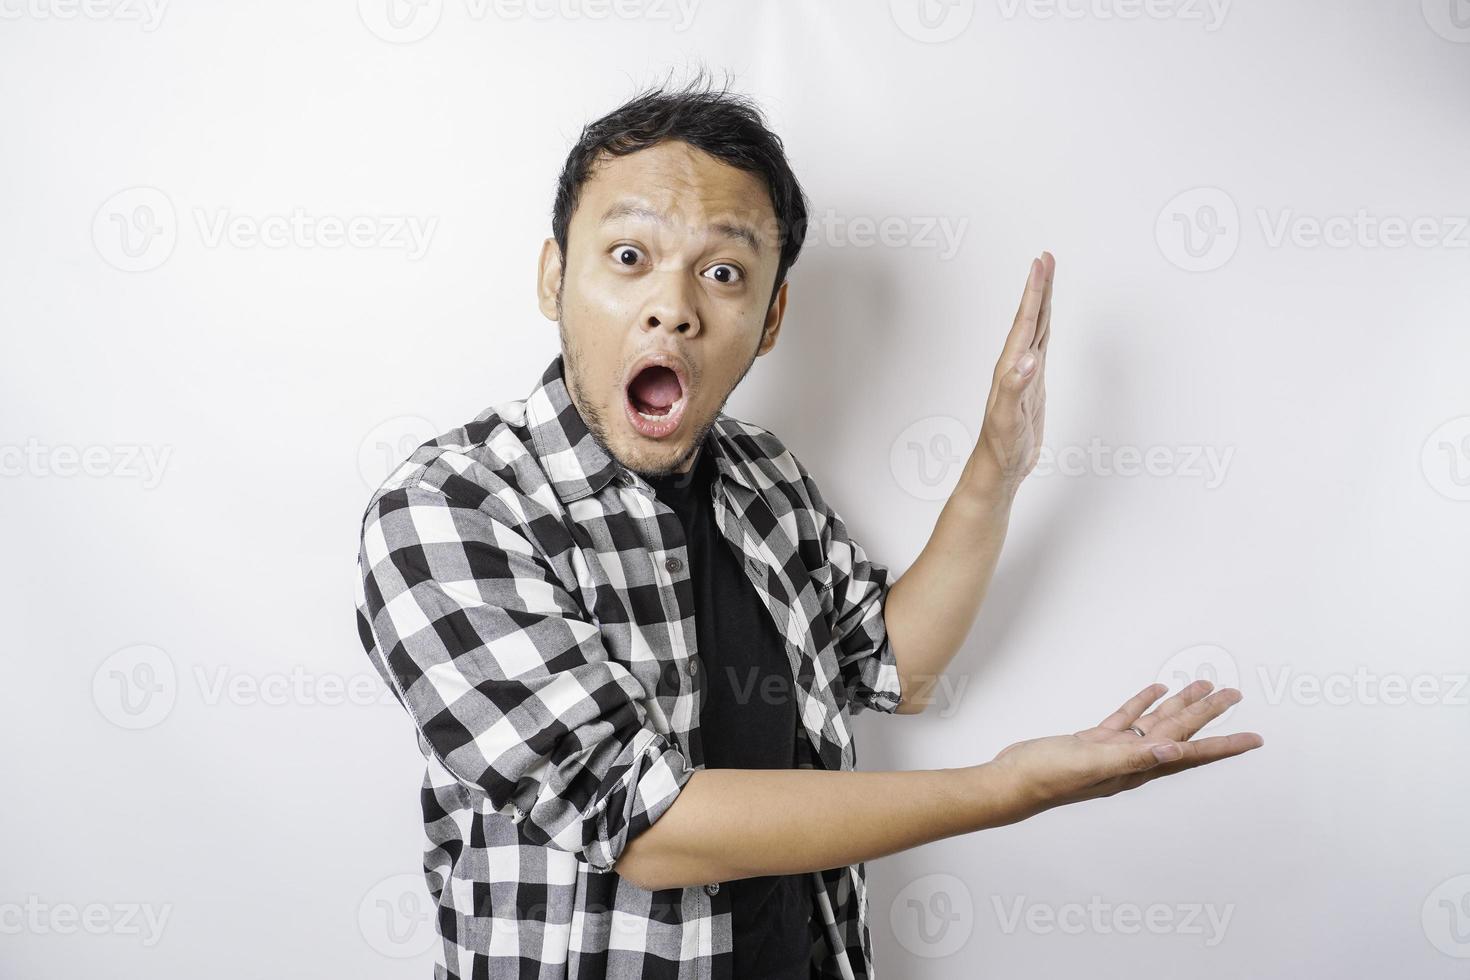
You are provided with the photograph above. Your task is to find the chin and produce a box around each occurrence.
[611,407,705,475]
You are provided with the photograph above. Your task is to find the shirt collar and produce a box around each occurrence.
[524,351,756,505]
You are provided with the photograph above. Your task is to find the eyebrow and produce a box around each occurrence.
[598,201,764,256]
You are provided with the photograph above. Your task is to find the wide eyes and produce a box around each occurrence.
[608,245,743,286]
[703,264,742,285]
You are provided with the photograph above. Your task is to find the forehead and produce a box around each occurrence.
[572,139,776,232]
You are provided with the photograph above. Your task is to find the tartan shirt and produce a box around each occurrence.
[354,351,905,980]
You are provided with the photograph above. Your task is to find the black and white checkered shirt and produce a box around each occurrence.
[354,352,904,979]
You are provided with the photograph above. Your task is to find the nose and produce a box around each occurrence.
[641,270,700,336]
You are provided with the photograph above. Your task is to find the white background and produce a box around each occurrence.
[3,1,1468,977]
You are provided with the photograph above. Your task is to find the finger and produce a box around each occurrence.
[1033,251,1055,353]
[1136,678,1215,731]
[997,257,1046,378]
[1138,731,1265,779]
[1096,682,1168,732]
[1149,688,1244,742]
[989,347,1040,426]
[1119,735,1186,775]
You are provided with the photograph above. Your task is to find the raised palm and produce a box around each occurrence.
[968,252,1054,499]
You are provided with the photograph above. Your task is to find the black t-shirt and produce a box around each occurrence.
[644,437,814,980]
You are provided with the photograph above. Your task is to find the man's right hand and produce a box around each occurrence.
[985,680,1264,824]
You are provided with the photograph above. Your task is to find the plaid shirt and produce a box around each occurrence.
[354,352,905,980]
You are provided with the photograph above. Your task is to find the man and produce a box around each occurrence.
[354,73,1263,980]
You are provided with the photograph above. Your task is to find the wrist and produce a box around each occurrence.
[955,456,1019,513]
[952,761,1035,831]
[948,476,1017,528]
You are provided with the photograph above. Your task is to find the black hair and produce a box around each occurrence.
[551,67,810,312]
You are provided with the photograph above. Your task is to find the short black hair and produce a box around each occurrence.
[551,67,810,312]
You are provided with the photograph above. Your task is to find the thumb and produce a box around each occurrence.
[1006,351,1038,391]
[1130,740,1183,772]
[990,351,1037,421]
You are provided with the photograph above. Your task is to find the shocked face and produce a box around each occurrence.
[537,138,788,478]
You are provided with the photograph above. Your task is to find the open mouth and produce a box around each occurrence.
[624,361,690,439]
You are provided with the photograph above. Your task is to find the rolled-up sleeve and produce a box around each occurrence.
[356,482,694,873]
[792,453,905,716]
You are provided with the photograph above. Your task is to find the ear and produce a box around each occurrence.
[755,278,788,357]
[537,237,564,321]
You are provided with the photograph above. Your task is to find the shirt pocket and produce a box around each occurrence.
[809,560,835,597]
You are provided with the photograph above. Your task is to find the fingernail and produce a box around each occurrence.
[1152,743,1181,762]
[1016,352,1036,376]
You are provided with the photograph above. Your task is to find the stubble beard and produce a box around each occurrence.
[554,280,763,479]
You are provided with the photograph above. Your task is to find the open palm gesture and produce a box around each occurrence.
[989,680,1265,823]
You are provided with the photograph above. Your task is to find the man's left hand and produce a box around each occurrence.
[964,250,1054,503]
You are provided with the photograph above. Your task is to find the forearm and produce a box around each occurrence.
[884,471,1014,713]
[615,761,1022,892]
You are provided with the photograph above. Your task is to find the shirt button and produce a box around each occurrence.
[665,556,683,573]
[705,882,720,896]
[687,659,699,676]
